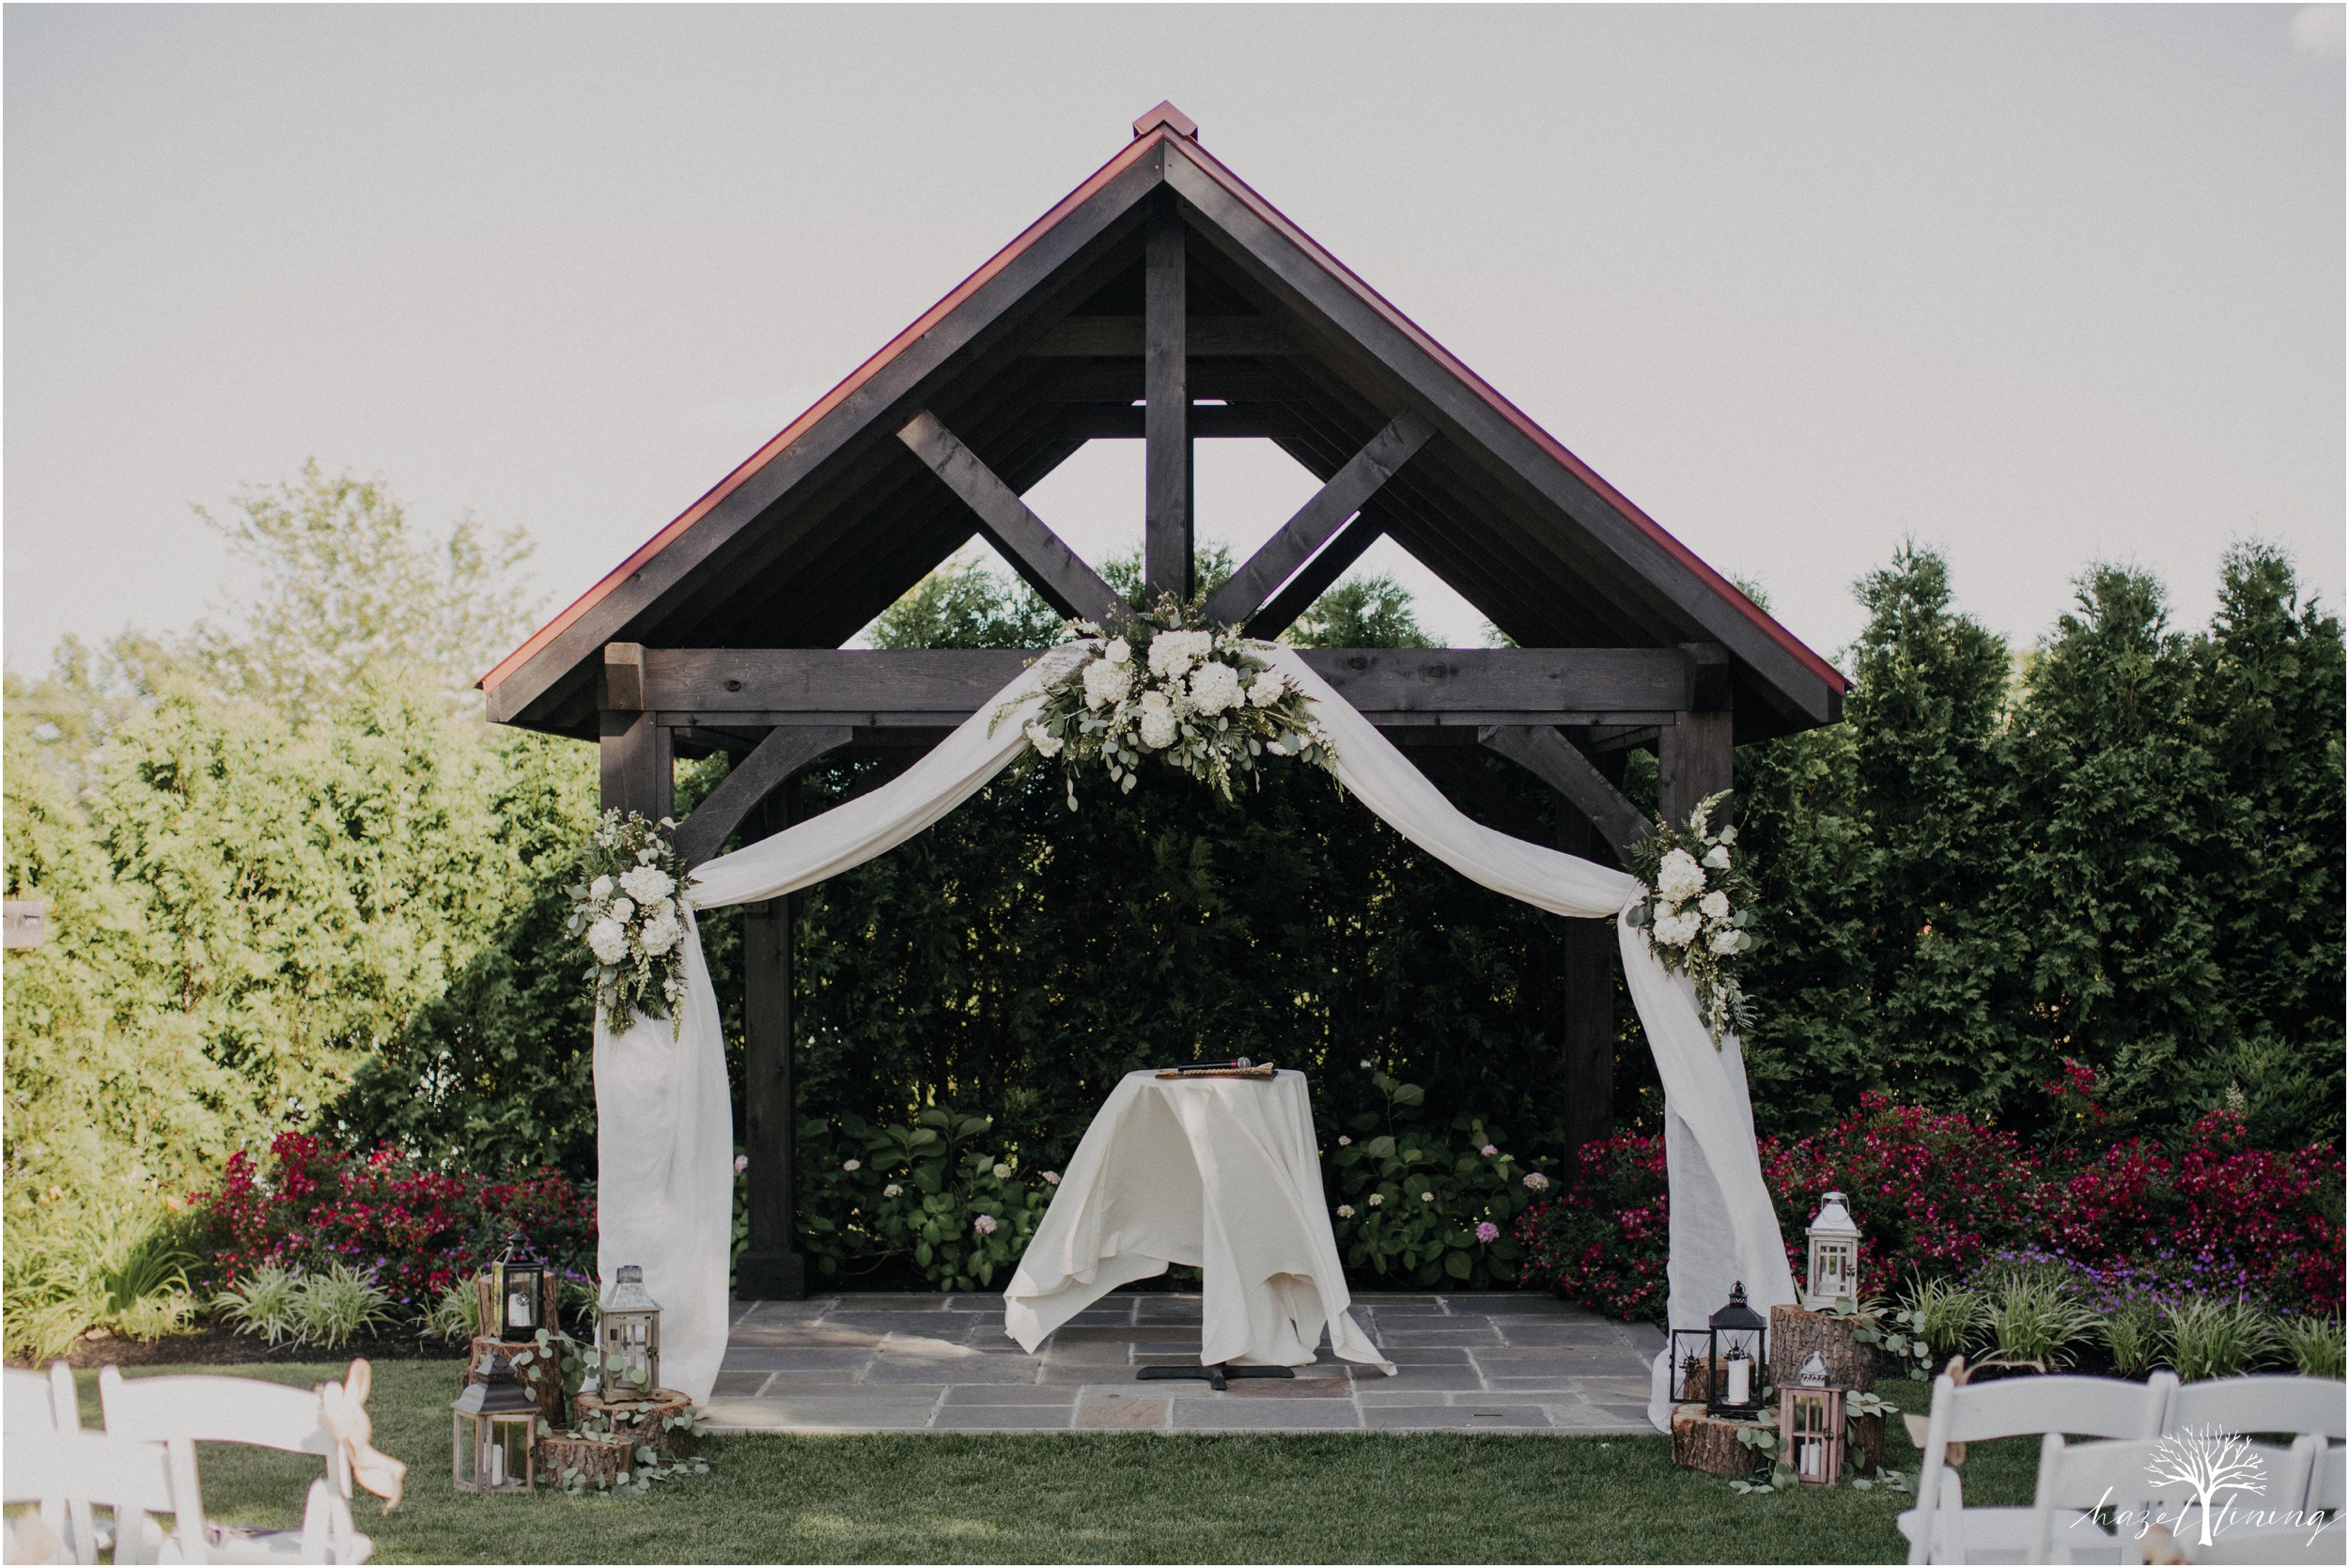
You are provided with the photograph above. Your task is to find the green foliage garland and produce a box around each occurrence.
[1624,790,1760,1044]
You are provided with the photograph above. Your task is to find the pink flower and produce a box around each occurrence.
[1481,1145,1499,1157]
[1475,1221,1501,1244]
[972,1214,999,1235]
[733,1155,749,1173]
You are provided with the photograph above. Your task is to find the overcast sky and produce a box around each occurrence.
[7,4,2341,676]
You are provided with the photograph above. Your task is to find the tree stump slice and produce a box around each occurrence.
[1671,1404,1765,1477]
[570,1388,697,1460]
[1769,1306,1874,1392]
[465,1335,568,1426]
[1850,1411,1887,1475]
[536,1433,632,1488]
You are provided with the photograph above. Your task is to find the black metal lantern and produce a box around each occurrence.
[1669,1281,1769,1418]
[451,1348,538,1493]
[489,1230,545,1339]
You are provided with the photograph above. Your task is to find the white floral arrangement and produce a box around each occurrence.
[1624,790,1758,1046]
[568,809,694,1034]
[1004,595,1336,808]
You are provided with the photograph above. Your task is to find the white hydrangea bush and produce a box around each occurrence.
[1004,593,1336,808]
[1624,790,1759,1046]
[568,809,696,1034]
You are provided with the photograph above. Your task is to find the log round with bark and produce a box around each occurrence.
[570,1389,697,1460]
[1769,1306,1875,1392]
[536,1433,633,1489]
[1671,1404,1766,1477]
[466,1335,568,1427]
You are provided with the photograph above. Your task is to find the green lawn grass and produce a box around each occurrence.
[65,1362,2050,1563]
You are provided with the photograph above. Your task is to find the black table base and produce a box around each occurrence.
[1137,1363,1297,1392]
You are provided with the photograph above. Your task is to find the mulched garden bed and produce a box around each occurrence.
[16,1324,474,1371]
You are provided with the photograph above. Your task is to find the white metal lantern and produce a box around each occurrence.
[1805,1189,1862,1310]
[597,1265,662,1395]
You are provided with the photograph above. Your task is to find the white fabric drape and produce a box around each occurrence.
[599,641,1792,1420]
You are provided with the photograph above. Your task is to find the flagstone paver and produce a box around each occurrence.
[698,1291,1662,1435]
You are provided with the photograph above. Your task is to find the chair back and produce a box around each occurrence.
[2029,1435,2201,1564]
[2182,1514,2346,1564]
[2,1425,202,1565]
[2304,1436,2344,1514]
[1907,1372,2176,1565]
[99,1369,337,1459]
[2165,1375,2347,1442]
[5,1368,55,1433]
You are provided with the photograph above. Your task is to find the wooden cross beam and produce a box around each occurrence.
[673,724,857,868]
[897,411,1126,628]
[1202,411,1434,629]
[1243,515,1384,641]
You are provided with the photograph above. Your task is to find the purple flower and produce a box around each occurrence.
[1475,1221,1501,1244]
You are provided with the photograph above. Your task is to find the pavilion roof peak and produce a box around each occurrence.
[1132,101,1199,141]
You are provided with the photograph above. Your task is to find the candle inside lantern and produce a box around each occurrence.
[506,1290,532,1327]
[490,1441,506,1487]
[1725,1354,1750,1406]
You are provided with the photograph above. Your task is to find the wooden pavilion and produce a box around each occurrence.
[482,104,1845,1299]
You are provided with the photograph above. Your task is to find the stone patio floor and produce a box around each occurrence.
[703,1291,1662,1435]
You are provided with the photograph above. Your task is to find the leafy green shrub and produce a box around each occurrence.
[216,1265,303,1345]
[2162,1299,2278,1382]
[797,1102,1053,1292]
[2277,1314,2345,1380]
[1329,1070,1550,1289]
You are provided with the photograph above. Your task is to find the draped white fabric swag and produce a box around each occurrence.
[597,644,1796,1423]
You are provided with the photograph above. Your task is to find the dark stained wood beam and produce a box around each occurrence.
[599,711,673,822]
[1477,724,1653,860]
[1029,316,1299,356]
[738,787,801,1298]
[1143,208,1190,600]
[1658,711,1735,831]
[1242,514,1385,641]
[634,646,1693,727]
[1202,411,1434,628]
[674,724,857,868]
[1054,404,1284,441]
[897,411,1125,628]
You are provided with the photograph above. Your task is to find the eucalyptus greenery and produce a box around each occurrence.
[568,810,692,1034]
[1624,790,1759,1044]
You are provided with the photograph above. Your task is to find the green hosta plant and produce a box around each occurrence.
[216,1265,304,1346]
[1327,1068,1552,1289]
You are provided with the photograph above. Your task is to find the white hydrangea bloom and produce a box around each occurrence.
[587,919,630,965]
[1336,1204,1356,1219]
[620,864,675,904]
[1367,1193,1385,1207]
[1710,927,1744,956]
[608,896,636,925]
[882,1183,903,1198]
[1656,848,1706,904]
[1147,629,1213,679]
[843,1159,860,1172]
[1081,658,1133,710]
[1654,908,1703,948]
[1139,706,1178,750]
[1698,891,1732,921]
[1522,1172,1551,1192]
[638,908,683,955]
[1024,722,1064,758]
[991,1163,1011,1179]
[1248,668,1287,707]
[1188,660,1241,715]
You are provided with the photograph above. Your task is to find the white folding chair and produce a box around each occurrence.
[6,1364,102,1564]
[2166,1376,2348,1443]
[1902,1371,2178,1564]
[3,1425,202,1564]
[2028,1436,2207,1564]
[2181,1514,2346,1564]
[99,1371,369,1565]
[2303,1435,2344,1514]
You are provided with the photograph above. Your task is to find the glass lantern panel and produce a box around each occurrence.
[492,1418,532,1489]
[503,1274,539,1333]
[455,1414,482,1487]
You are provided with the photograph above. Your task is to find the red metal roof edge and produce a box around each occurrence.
[481,132,1167,693]
[486,122,1844,699]
[1161,138,1845,695]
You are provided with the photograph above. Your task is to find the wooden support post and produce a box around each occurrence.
[1657,711,1734,831]
[1555,803,1616,1165]
[598,717,672,821]
[738,785,802,1300]
[1143,204,1190,601]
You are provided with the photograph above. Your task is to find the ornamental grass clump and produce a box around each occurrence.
[2101,1299,2168,1377]
[294,1262,395,1348]
[1895,1276,1986,1362]
[216,1264,304,1345]
[1975,1279,2100,1371]
[2162,1298,2279,1382]
[2277,1314,2346,1380]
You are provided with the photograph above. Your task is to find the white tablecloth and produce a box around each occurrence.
[1002,1069,1393,1373]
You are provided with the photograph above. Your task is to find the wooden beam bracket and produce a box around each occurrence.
[675,725,857,869]
[1478,725,1653,861]
[897,411,1126,628]
[1203,411,1435,628]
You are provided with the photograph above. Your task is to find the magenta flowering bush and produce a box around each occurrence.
[1519,1080,2343,1325]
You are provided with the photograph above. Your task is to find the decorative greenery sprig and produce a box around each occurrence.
[1002,593,1335,809]
[1624,789,1758,1046]
[568,810,693,1035]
